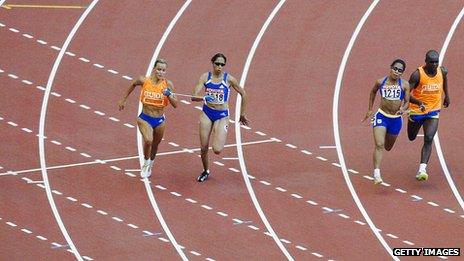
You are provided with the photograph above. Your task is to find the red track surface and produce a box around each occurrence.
[1,1,462,260]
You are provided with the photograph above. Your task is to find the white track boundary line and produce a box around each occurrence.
[0,138,276,176]
[38,1,99,260]
[137,1,192,260]
[234,1,294,260]
[332,1,398,260]
[435,7,464,213]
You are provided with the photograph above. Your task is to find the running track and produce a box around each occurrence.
[0,1,463,260]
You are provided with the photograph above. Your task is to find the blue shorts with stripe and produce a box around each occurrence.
[409,110,440,125]
[139,112,165,129]
[372,110,402,135]
[202,104,229,122]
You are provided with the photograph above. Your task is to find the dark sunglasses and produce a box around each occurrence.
[214,62,226,67]
[391,67,404,73]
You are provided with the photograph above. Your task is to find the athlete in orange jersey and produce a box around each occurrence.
[118,59,178,178]
[407,50,450,181]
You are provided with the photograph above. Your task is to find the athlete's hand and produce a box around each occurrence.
[163,88,172,97]
[443,96,450,108]
[419,102,426,112]
[362,110,374,123]
[204,95,214,103]
[118,99,126,111]
[396,108,410,116]
[239,114,250,126]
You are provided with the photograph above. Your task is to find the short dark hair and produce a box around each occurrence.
[425,50,439,62]
[390,58,406,70]
[154,58,168,68]
[211,53,227,64]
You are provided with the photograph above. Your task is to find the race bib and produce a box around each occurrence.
[206,88,225,104]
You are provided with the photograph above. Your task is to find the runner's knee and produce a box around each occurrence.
[201,146,209,154]
[424,134,434,144]
[212,148,222,155]
[375,141,384,150]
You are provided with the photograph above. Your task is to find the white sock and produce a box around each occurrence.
[419,163,427,173]
[374,169,380,175]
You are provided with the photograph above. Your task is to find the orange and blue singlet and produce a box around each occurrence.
[139,78,169,128]
[409,66,443,123]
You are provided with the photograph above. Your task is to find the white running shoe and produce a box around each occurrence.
[140,162,151,178]
[373,172,383,185]
[416,171,428,181]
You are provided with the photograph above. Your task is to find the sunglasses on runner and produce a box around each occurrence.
[391,67,404,73]
[214,62,226,67]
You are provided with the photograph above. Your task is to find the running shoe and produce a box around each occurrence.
[373,172,383,185]
[140,162,151,178]
[197,171,210,182]
[416,171,428,181]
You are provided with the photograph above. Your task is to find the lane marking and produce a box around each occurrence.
[435,7,464,213]
[234,1,293,260]
[2,4,87,9]
[37,2,99,260]
[137,2,192,260]
[0,138,276,176]
[331,1,397,260]
[319,146,336,149]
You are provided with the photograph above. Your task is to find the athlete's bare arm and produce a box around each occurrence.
[191,73,208,102]
[441,66,450,108]
[118,76,145,111]
[228,74,249,126]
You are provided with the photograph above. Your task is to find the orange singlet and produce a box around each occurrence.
[409,66,443,115]
[140,77,169,108]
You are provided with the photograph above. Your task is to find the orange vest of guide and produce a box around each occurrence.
[140,78,169,108]
[409,66,443,115]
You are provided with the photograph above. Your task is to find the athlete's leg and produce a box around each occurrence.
[150,123,166,160]
[407,119,422,141]
[199,112,213,171]
[420,118,439,164]
[384,133,399,151]
[137,118,154,160]
[210,117,229,154]
[373,127,387,169]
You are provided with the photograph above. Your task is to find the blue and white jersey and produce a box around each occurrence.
[204,72,230,104]
[379,77,405,101]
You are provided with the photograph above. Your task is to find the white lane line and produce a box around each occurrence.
[137,2,192,260]
[316,156,327,161]
[122,75,133,80]
[79,57,90,63]
[306,200,318,206]
[93,63,104,68]
[276,187,287,192]
[285,144,297,149]
[319,145,336,149]
[37,2,99,260]
[0,138,273,176]
[97,210,108,216]
[22,33,34,39]
[21,228,32,234]
[395,188,407,194]
[300,150,312,155]
[234,1,293,260]
[435,7,464,213]
[427,202,439,207]
[332,0,396,260]
[37,39,48,45]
